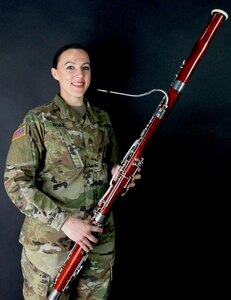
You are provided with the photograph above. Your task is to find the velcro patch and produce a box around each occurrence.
[12,125,27,141]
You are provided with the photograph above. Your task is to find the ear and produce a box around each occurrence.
[51,68,59,80]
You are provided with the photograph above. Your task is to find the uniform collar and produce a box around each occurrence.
[54,94,99,124]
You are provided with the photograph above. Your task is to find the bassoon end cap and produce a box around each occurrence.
[211,9,229,20]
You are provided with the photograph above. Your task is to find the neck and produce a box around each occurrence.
[59,93,84,106]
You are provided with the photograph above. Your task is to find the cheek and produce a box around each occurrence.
[86,73,91,84]
[59,74,71,85]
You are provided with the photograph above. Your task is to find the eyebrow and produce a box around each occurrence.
[64,61,90,65]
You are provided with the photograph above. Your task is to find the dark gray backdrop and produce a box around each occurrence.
[1,0,230,299]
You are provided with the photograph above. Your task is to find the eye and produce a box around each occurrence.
[66,65,75,70]
[82,65,90,71]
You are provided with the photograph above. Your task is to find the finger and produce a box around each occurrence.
[87,234,98,244]
[78,241,91,252]
[91,226,103,234]
[87,229,103,243]
[133,174,141,180]
[121,187,129,196]
[128,182,135,188]
[83,237,94,251]
[85,238,94,250]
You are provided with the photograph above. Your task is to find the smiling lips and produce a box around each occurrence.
[72,82,84,88]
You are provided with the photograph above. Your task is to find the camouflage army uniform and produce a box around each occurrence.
[4,94,119,300]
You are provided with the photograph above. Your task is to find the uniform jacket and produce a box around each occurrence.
[4,94,119,253]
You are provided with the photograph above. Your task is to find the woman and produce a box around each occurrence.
[4,43,140,299]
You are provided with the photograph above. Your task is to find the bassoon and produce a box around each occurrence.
[48,9,228,300]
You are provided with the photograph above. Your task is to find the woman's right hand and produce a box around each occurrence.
[61,216,103,252]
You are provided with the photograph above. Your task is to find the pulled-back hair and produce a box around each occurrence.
[52,43,88,68]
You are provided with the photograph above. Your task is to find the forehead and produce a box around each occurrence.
[58,48,90,65]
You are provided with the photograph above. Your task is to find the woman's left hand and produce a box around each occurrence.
[111,165,141,195]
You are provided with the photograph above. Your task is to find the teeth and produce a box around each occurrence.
[73,83,83,87]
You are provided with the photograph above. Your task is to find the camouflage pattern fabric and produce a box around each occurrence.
[22,215,115,300]
[4,94,119,299]
[21,249,115,300]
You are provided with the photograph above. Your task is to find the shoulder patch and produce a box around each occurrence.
[12,125,27,141]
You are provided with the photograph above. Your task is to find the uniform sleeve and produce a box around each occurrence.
[98,108,119,169]
[107,114,119,169]
[4,117,70,231]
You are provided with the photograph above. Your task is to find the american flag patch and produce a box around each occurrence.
[12,125,27,141]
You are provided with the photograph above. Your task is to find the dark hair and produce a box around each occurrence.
[52,43,88,68]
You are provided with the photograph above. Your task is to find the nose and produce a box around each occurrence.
[75,68,84,78]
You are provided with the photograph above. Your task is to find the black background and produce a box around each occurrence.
[1,1,230,299]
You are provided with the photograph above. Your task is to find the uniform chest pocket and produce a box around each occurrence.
[44,122,84,169]
[84,125,110,165]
